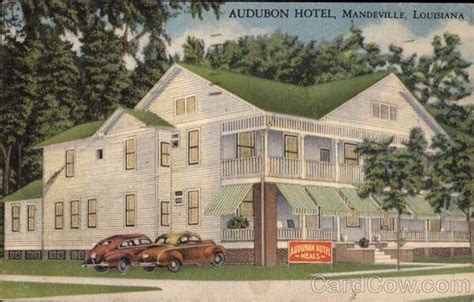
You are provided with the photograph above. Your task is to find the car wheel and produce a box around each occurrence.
[94,266,108,272]
[116,259,130,273]
[212,252,225,267]
[167,259,181,273]
[143,266,155,272]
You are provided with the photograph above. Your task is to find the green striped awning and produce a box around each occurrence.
[338,188,384,218]
[405,195,439,220]
[305,186,350,217]
[276,183,318,215]
[372,195,413,219]
[204,184,253,215]
[441,204,466,221]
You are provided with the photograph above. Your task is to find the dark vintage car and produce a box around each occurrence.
[82,233,154,273]
[134,231,225,273]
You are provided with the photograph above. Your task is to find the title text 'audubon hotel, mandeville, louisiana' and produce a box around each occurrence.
[228,8,465,20]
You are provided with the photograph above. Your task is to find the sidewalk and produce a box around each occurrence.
[1,267,473,302]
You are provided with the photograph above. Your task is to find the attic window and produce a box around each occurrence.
[175,95,197,116]
[372,102,397,120]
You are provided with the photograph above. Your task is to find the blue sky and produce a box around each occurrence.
[162,2,473,104]
[166,3,471,43]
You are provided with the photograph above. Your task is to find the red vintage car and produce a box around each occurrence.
[134,231,225,273]
[82,233,154,273]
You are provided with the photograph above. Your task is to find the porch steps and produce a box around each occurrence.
[374,248,398,264]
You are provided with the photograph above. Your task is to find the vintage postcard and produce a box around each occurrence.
[0,1,473,301]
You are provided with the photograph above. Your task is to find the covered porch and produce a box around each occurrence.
[206,183,469,243]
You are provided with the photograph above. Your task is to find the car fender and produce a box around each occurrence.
[158,248,183,265]
[104,252,132,265]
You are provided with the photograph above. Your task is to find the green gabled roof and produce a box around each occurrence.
[35,121,105,148]
[36,108,174,148]
[3,180,42,202]
[125,109,173,127]
[179,63,389,120]
[406,195,439,220]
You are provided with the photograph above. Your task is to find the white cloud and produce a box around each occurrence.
[167,20,272,57]
[362,19,474,105]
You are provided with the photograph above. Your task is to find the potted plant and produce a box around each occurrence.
[358,237,370,248]
[226,216,249,229]
[341,234,349,242]
[374,234,381,242]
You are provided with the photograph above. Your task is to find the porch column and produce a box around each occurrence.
[450,221,454,242]
[335,139,340,182]
[300,134,305,179]
[254,183,277,266]
[424,220,429,242]
[301,215,307,240]
[336,216,341,242]
[367,218,372,241]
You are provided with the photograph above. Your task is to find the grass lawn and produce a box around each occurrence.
[0,259,399,281]
[326,266,474,280]
[415,256,472,264]
[420,294,474,302]
[0,281,159,299]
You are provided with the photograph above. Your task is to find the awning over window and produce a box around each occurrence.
[338,188,384,218]
[441,204,466,221]
[372,195,413,219]
[405,195,439,220]
[204,184,253,215]
[276,183,318,215]
[305,186,350,217]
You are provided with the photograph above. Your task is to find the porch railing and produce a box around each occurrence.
[222,157,262,178]
[373,230,469,242]
[306,229,336,240]
[305,161,336,181]
[339,164,364,183]
[269,157,300,178]
[221,228,254,241]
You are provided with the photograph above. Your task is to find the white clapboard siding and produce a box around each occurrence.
[323,74,441,140]
[4,199,42,250]
[147,67,260,126]
[42,121,163,250]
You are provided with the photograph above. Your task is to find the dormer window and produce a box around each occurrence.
[372,102,397,120]
[175,95,197,116]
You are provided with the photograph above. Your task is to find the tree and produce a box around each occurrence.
[123,35,171,107]
[387,44,418,92]
[183,36,205,64]
[356,128,428,270]
[427,134,473,264]
[79,18,131,121]
[416,33,471,105]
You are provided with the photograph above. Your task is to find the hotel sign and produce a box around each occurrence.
[288,241,333,264]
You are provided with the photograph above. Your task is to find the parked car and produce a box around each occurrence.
[134,231,225,273]
[82,233,154,273]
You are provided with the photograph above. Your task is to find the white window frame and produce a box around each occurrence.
[186,188,201,226]
[372,101,397,121]
[174,94,198,116]
[187,128,200,166]
[124,138,136,171]
[125,193,137,227]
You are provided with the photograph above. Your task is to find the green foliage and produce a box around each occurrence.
[226,216,250,229]
[358,237,370,248]
[183,36,205,64]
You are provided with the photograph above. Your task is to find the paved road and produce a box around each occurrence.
[1,266,473,301]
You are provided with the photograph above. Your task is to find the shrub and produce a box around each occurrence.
[358,237,370,248]
[226,216,249,229]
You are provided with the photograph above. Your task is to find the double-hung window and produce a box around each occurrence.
[284,135,298,160]
[55,202,64,229]
[236,132,255,158]
[125,139,136,170]
[161,201,170,226]
[12,206,20,232]
[188,130,199,165]
[187,190,199,225]
[125,194,136,227]
[27,205,36,231]
[66,150,75,177]
[70,200,80,229]
[160,142,170,167]
[87,199,97,228]
[344,143,358,165]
